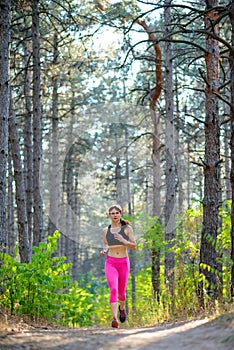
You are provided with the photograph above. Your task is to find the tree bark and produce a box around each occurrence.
[0,0,10,253]
[175,71,185,213]
[9,92,30,263]
[7,151,15,256]
[23,30,33,248]
[124,126,136,311]
[63,97,79,279]
[49,31,60,237]
[32,0,44,246]
[198,0,220,305]
[151,109,161,298]
[65,146,76,275]
[164,0,176,298]
[229,0,234,297]
[137,19,162,299]
[224,113,231,202]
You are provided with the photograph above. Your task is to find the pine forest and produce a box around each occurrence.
[0,0,234,328]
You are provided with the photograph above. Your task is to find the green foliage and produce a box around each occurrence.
[104,0,141,23]
[60,282,94,327]
[77,272,111,327]
[127,267,164,326]
[0,231,94,327]
[139,214,165,251]
[125,202,233,325]
[218,200,232,251]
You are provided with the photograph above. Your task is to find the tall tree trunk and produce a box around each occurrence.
[65,147,76,274]
[0,0,10,254]
[63,97,80,278]
[164,0,176,298]
[49,31,60,236]
[32,0,44,246]
[115,156,122,206]
[65,188,72,265]
[23,30,33,248]
[71,176,79,279]
[9,93,30,263]
[198,0,220,305]
[151,109,161,299]
[175,71,185,213]
[224,119,231,202]
[229,1,234,297]
[136,19,162,299]
[124,126,136,311]
[186,136,191,208]
[113,123,125,208]
[7,151,15,256]
[125,127,131,215]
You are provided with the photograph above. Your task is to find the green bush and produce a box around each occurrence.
[0,231,94,327]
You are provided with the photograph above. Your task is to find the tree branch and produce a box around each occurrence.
[185,114,208,126]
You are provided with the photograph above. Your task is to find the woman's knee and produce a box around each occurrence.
[118,291,126,301]
[110,287,118,303]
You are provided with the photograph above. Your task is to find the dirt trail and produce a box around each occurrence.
[0,315,234,350]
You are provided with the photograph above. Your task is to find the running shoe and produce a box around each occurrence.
[111,318,119,328]
[119,305,126,323]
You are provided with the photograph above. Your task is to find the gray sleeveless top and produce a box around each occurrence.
[106,224,129,246]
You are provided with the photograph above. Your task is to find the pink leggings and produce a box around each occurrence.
[105,256,130,303]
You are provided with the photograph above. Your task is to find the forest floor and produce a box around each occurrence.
[0,313,234,350]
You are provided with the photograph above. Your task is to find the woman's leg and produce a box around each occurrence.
[105,257,130,323]
[117,259,130,323]
[110,302,118,320]
[105,258,119,320]
[118,258,130,305]
[119,299,125,310]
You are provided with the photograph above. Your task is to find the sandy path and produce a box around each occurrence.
[0,315,234,350]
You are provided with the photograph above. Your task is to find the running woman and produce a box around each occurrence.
[100,204,136,328]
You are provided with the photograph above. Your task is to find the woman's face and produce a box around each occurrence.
[109,209,121,222]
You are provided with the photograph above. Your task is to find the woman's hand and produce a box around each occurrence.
[100,249,108,256]
[114,233,126,244]
[114,228,136,250]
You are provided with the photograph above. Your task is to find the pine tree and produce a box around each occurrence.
[0,0,11,255]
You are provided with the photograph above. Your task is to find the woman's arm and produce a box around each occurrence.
[114,225,137,251]
[100,228,109,256]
